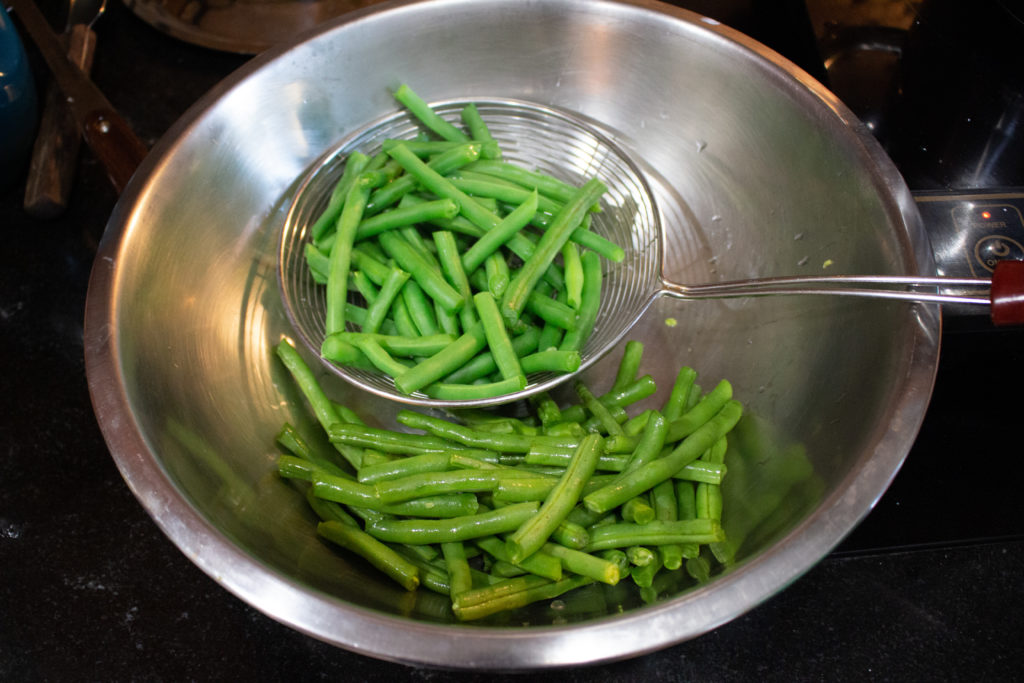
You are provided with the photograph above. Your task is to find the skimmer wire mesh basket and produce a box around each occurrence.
[278,98,662,408]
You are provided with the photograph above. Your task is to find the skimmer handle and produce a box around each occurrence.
[991,260,1024,326]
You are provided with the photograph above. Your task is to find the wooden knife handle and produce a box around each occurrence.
[990,259,1024,327]
[81,107,150,195]
[23,24,97,219]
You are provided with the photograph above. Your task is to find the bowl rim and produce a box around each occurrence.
[83,0,940,669]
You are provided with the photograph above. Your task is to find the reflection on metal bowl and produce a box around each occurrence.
[84,0,939,669]
[122,0,388,53]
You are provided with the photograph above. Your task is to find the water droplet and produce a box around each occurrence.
[711,215,721,222]
[793,233,804,241]
[798,256,809,266]
[550,599,566,611]
[695,140,707,152]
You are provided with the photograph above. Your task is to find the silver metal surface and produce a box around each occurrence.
[83,0,940,669]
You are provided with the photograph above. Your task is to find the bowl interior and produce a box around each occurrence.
[85,0,938,668]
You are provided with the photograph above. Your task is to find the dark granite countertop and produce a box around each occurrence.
[2,1,1022,679]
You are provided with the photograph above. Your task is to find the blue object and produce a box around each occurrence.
[1,6,39,189]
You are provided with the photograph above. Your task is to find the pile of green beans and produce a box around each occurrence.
[304,84,626,400]
[274,337,744,621]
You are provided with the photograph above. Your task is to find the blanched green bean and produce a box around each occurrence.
[507,433,603,563]
[365,501,540,544]
[558,249,602,352]
[583,400,743,515]
[394,322,487,395]
[317,520,420,591]
[500,178,606,326]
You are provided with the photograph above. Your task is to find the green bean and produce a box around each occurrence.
[398,409,577,454]
[374,468,545,504]
[328,332,455,358]
[559,375,659,424]
[434,299,460,336]
[303,487,359,527]
[366,142,481,215]
[424,376,527,401]
[452,575,591,621]
[562,241,584,310]
[665,379,733,443]
[381,139,464,156]
[276,454,323,482]
[462,159,601,211]
[393,84,470,143]
[274,340,351,449]
[558,249,602,352]
[565,226,625,263]
[650,480,684,570]
[394,321,487,395]
[583,519,725,552]
[313,472,479,518]
[441,541,474,597]
[451,574,550,610]
[378,231,463,315]
[531,392,562,428]
[696,436,727,521]
[442,326,541,385]
[354,337,410,377]
[304,243,330,284]
[506,433,603,563]
[686,554,712,584]
[524,292,578,331]
[275,423,349,478]
[500,178,606,325]
[536,321,564,353]
[625,545,656,567]
[448,174,562,216]
[312,151,370,243]
[550,520,590,550]
[575,382,624,436]
[433,230,478,332]
[317,520,420,591]
[460,103,501,159]
[399,279,440,336]
[325,173,375,336]
[362,265,410,334]
[328,422,458,455]
[365,501,539,544]
[629,552,663,588]
[461,191,539,274]
[518,349,581,376]
[663,366,698,422]
[619,411,668,477]
[354,198,459,241]
[386,142,505,232]
[611,341,644,393]
[475,536,562,581]
[483,252,510,298]
[472,291,524,383]
[621,497,656,525]
[358,452,452,483]
[583,400,742,515]
[389,546,452,595]
[542,543,620,585]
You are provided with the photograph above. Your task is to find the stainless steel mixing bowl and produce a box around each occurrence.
[83,0,939,669]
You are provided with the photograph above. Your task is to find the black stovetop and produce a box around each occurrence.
[2,1,1022,679]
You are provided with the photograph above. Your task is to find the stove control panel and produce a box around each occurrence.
[914,189,1024,316]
